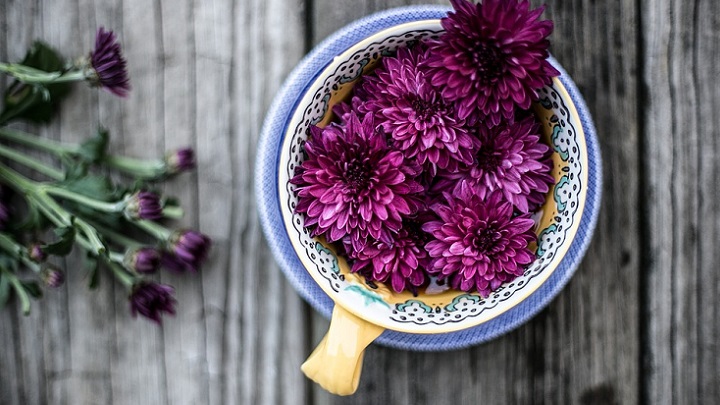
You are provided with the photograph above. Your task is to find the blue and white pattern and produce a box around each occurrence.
[255,6,602,351]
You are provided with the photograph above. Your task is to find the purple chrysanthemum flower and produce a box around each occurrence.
[89,27,131,97]
[163,230,212,272]
[291,112,424,250]
[41,266,65,289]
[345,214,434,293]
[129,282,177,324]
[126,247,161,274]
[165,148,196,174]
[423,191,537,297]
[425,0,560,126]
[434,116,554,213]
[124,191,163,220]
[356,46,477,174]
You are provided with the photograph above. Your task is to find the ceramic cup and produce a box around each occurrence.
[256,6,602,396]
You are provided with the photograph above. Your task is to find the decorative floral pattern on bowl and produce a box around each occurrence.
[276,19,588,334]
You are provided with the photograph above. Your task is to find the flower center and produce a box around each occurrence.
[410,96,448,121]
[343,158,372,192]
[476,143,503,172]
[473,226,502,254]
[469,42,505,84]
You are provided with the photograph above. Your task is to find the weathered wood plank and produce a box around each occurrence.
[309,1,641,404]
[642,0,720,403]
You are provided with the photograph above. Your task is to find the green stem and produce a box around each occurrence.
[0,164,106,255]
[0,63,85,84]
[41,185,124,213]
[104,155,167,179]
[3,270,31,315]
[0,127,73,155]
[0,143,64,180]
[136,219,172,241]
[107,261,134,288]
[86,219,142,249]
[0,233,40,272]
[162,206,184,219]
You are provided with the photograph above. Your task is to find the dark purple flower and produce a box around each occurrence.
[345,215,434,293]
[125,191,163,220]
[129,282,177,324]
[291,112,424,250]
[423,191,537,297]
[434,116,554,213]
[28,243,47,263]
[126,247,161,274]
[40,266,65,288]
[89,27,131,97]
[163,230,212,272]
[425,0,560,126]
[165,148,196,174]
[356,46,478,174]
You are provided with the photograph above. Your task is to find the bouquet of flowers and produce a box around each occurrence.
[0,28,211,324]
[291,0,558,296]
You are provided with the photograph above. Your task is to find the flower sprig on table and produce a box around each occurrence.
[0,28,211,324]
[292,0,557,296]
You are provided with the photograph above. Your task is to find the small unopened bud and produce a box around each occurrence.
[125,247,161,274]
[124,191,163,220]
[28,243,47,263]
[165,148,195,175]
[41,266,65,288]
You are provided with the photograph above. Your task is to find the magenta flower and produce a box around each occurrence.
[345,215,433,293]
[291,112,423,250]
[129,282,177,324]
[89,27,131,97]
[166,148,196,174]
[356,46,477,173]
[434,116,554,213]
[126,247,161,274]
[40,266,65,288]
[423,192,536,297]
[124,191,163,220]
[425,0,559,126]
[163,230,212,272]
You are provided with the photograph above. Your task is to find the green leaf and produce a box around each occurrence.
[42,226,76,256]
[77,128,109,164]
[14,201,49,232]
[61,175,120,202]
[0,273,11,309]
[0,41,73,124]
[21,281,43,299]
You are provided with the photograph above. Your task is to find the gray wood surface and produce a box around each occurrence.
[0,0,715,404]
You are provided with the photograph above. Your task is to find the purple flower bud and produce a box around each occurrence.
[125,247,161,274]
[41,266,65,288]
[165,148,196,174]
[125,191,163,220]
[28,243,47,263]
[129,282,177,324]
[163,230,211,272]
[89,27,131,97]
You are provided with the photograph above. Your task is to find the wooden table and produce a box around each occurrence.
[0,0,717,404]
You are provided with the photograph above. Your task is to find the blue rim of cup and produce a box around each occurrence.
[255,5,602,351]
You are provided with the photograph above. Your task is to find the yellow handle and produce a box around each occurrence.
[301,305,385,396]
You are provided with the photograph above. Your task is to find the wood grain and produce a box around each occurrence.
[641,0,720,404]
[1,0,719,403]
